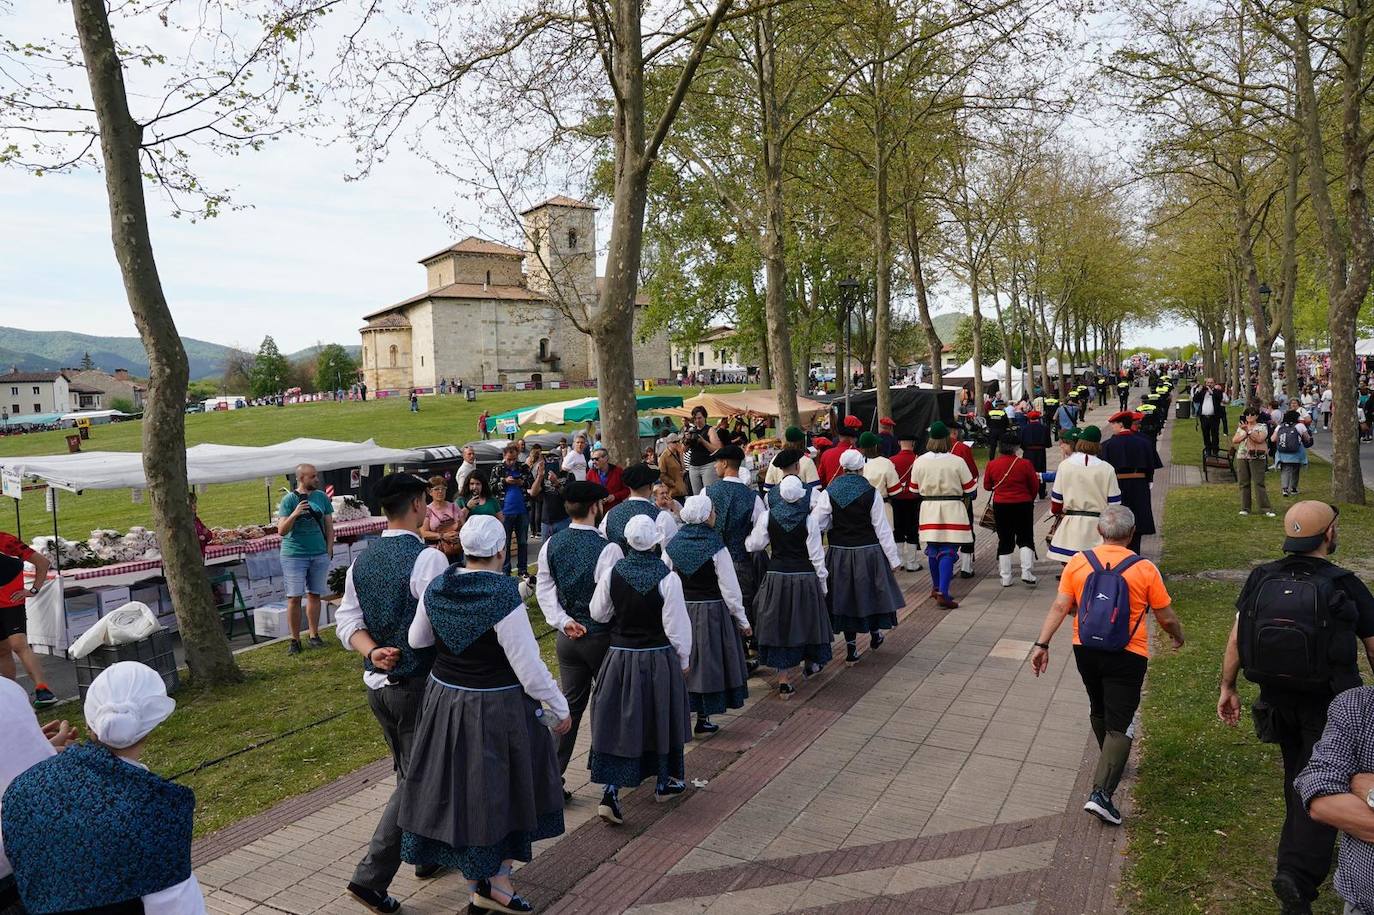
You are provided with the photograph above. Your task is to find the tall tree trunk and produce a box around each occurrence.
[756,7,799,427]
[988,258,1012,396]
[872,56,893,420]
[71,0,241,686]
[904,209,943,389]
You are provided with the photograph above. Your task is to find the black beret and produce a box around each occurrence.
[710,445,745,463]
[623,462,661,490]
[772,447,805,469]
[563,480,610,503]
[375,472,429,501]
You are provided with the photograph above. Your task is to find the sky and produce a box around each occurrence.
[0,3,1201,357]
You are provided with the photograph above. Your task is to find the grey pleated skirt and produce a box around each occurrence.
[588,645,692,788]
[398,679,565,879]
[686,599,749,715]
[826,544,904,634]
[754,570,834,671]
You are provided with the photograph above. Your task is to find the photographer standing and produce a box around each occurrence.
[278,463,335,655]
[684,406,722,495]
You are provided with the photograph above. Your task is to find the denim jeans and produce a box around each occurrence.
[281,552,329,597]
[502,512,530,576]
[542,517,571,540]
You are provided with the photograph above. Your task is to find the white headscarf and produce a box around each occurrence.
[680,494,713,525]
[460,515,506,557]
[625,515,662,552]
[839,449,866,471]
[779,476,806,504]
[0,678,55,880]
[84,661,175,749]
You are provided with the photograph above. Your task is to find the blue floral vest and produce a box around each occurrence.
[352,535,437,680]
[546,526,610,634]
[707,480,757,562]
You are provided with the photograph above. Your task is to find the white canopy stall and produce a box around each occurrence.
[943,359,1029,400]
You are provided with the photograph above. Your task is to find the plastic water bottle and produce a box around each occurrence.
[534,707,562,729]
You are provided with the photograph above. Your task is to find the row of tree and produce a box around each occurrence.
[214,338,360,400]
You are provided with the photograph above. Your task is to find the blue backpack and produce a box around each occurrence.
[1077,552,1146,651]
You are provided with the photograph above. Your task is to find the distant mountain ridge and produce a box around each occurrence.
[0,327,359,380]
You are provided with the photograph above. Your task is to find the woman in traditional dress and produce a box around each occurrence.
[1048,426,1121,566]
[815,449,905,664]
[747,471,831,697]
[587,515,693,826]
[908,421,977,609]
[665,494,750,734]
[2,662,204,915]
[400,515,569,915]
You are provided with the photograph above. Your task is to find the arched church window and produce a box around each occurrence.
[539,338,549,360]
[567,227,578,250]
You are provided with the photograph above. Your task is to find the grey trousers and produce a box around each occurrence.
[555,631,612,775]
[688,463,719,496]
[352,678,425,892]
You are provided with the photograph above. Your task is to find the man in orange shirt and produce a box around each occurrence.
[1029,504,1185,826]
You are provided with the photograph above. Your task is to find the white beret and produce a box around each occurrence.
[460,514,506,557]
[680,494,713,525]
[625,515,662,552]
[779,475,805,504]
[839,449,866,471]
[84,661,176,749]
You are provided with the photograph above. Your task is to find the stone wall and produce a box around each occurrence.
[425,252,524,290]
[360,326,413,393]
[408,302,435,389]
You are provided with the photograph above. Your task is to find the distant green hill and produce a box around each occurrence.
[0,327,360,380]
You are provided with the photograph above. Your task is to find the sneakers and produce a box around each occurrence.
[1271,870,1313,915]
[869,631,885,651]
[779,682,796,699]
[845,643,861,665]
[345,882,401,914]
[1238,510,1249,516]
[287,639,302,655]
[1083,789,1122,825]
[308,635,325,649]
[598,789,623,825]
[1265,511,1277,517]
[655,778,687,802]
[32,686,56,709]
[694,717,719,734]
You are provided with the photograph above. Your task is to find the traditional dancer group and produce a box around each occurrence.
[329,388,1171,912]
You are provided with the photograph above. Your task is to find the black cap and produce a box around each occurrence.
[623,462,661,490]
[999,431,1022,447]
[375,472,429,501]
[563,480,610,503]
[710,445,746,463]
[772,447,805,470]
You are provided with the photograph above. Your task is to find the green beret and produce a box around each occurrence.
[1062,427,1081,443]
[928,421,949,440]
[858,431,880,448]
[1079,425,1102,443]
[784,426,804,443]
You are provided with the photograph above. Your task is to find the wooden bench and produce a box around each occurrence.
[1202,447,1237,484]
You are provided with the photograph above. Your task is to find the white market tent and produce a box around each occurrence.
[988,360,1030,401]
[0,437,424,493]
[1357,339,1374,356]
[943,358,1002,385]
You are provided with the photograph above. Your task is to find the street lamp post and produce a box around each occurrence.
[839,276,860,418]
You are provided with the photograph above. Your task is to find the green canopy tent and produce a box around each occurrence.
[484,394,684,432]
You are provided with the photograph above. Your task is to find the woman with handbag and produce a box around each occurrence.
[982,432,1040,587]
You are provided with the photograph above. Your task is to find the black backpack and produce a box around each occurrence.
[1276,424,1302,454]
[1238,560,1353,691]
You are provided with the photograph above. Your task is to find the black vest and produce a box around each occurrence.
[432,627,519,689]
[677,558,722,602]
[827,488,878,547]
[766,517,814,573]
[608,571,670,649]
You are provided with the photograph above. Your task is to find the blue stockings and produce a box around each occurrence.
[926,544,958,598]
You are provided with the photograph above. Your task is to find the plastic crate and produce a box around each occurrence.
[73,629,179,700]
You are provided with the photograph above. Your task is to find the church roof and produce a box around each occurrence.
[520,195,597,214]
[363,282,549,322]
[417,236,525,263]
[361,312,412,329]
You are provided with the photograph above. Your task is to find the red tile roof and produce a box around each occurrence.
[0,370,64,383]
[520,195,597,214]
[417,236,525,263]
[363,282,550,322]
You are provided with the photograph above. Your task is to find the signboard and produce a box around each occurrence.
[2,470,21,501]
[499,419,519,435]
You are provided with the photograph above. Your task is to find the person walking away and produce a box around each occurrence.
[278,463,334,655]
[536,481,618,789]
[706,446,766,640]
[816,450,905,664]
[949,423,980,579]
[1116,377,1131,411]
[889,432,923,571]
[858,431,900,525]
[602,463,679,551]
[1273,410,1313,497]
[398,516,569,914]
[985,403,1010,461]
[588,448,629,509]
[0,531,55,707]
[1030,505,1184,826]
[586,516,693,825]
[1233,407,1276,517]
[2,662,206,914]
[1322,385,1333,430]
[334,474,452,911]
[748,472,832,697]
[1055,398,1078,441]
[1100,412,1162,554]
[667,495,750,734]
[817,415,863,485]
[909,422,976,608]
[1218,501,1374,915]
[983,432,1039,587]
[1048,427,1120,567]
[657,433,690,501]
[1021,410,1050,496]
[490,443,534,582]
[877,417,899,457]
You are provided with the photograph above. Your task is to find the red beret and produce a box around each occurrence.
[843,415,863,430]
[879,416,895,427]
[1131,411,1145,422]
[813,436,833,447]
[1108,411,1134,424]
[1026,410,1041,419]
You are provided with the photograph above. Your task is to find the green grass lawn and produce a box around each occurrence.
[0,384,756,541]
[1123,410,1374,914]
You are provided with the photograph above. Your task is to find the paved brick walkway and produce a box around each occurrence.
[191,405,1170,915]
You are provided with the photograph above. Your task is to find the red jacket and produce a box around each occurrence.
[590,463,629,509]
[951,440,978,479]
[0,532,36,609]
[889,449,918,498]
[983,454,1039,504]
[817,440,854,486]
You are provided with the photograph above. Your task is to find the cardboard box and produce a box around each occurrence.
[93,585,132,616]
[253,603,290,639]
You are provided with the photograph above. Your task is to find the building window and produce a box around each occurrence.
[31,386,39,395]
[698,352,704,367]
[32,404,40,413]
[10,404,17,415]
[8,387,15,396]
[539,338,549,360]
[389,345,398,368]
[485,269,491,286]
[567,227,578,250]
[420,356,425,367]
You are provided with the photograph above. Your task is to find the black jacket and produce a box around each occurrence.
[1192,387,1229,431]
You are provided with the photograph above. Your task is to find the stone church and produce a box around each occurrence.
[359,195,671,393]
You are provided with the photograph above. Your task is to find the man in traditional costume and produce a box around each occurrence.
[601,462,678,550]
[1048,426,1122,566]
[1100,412,1161,554]
[949,422,980,579]
[909,422,977,609]
[706,445,766,634]
[889,433,923,571]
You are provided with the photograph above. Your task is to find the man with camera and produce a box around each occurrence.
[278,463,335,655]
